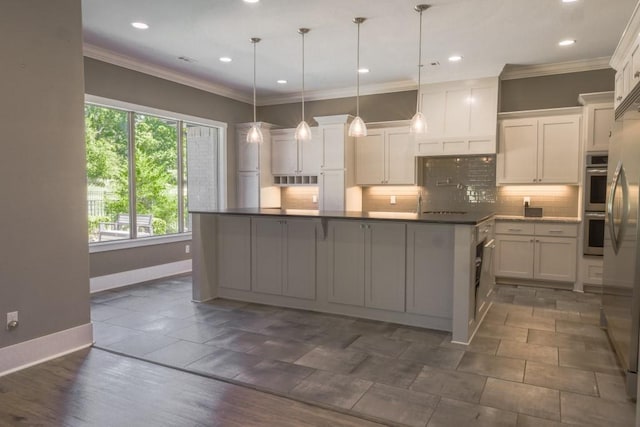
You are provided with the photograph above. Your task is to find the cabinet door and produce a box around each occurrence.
[283,219,317,300]
[299,130,322,175]
[218,215,251,290]
[327,221,365,306]
[586,105,614,152]
[366,222,406,312]
[406,224,454,317]
[271,132,298,175]
[497,119,538,184]
[237,172,259,208]
[615,71,624,108]
[251,217,283,295]
[494,234,534,279]
[237,130,259,172]
[469,86,499,137]
[320,125,345,170]
[386,129,415,185]
[537,116,580,184]
[444,88,471,135]
[319,169,344,211]
[632,43,640,90]
[534,237,577,282]
[355,131,385,185]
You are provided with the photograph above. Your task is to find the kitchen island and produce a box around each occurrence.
[191,209,495,344]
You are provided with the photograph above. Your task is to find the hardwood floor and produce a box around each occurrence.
[0,348,382,427]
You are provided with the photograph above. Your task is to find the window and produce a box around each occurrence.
[85,98,225,244]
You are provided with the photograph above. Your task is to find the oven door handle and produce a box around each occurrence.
[587,168,608,174]
[585,212,605,219]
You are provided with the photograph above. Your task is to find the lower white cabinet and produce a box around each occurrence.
[217,215,251,290]
[494,221,577,283]
[327,220,406,312]
[251,217,317,299]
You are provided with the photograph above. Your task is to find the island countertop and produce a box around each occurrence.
[192,208,495,225]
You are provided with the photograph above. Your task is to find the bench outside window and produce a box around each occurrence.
[98,214,153,241]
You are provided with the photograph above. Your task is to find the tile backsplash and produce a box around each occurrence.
[281,186,319,210]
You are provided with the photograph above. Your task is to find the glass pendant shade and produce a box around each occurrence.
[349,116,367,137]
[247,123,263,144]
[410,111,427,134]
[295,120,312,142]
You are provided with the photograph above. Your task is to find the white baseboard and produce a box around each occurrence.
[0,323,93,377]
[90,260,192,293]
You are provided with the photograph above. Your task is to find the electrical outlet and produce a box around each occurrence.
[7,311,18,330]
[523,196,531,206]
[185,244,190,254]
[390,195,397,205]
[312,195,318,204]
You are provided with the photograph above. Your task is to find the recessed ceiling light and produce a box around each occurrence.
[244,0,260,3]
[448,55,463,62]
[131,22,149,30]
[277,79,287,84]
[558,39,576,46]
[358,68,370,74]
[562,0,578,3]
[219,57,232,63]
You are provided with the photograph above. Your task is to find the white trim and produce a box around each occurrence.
[578,91,615,106]
[90,260,192,293]
[85,95,228,129]
[498,106,583,120]
[611,1,640,70]
[0,324,93,377]
[501,57,612,80]
[84,43,252,104]
[313,115,354,126]
[90,233,192,253]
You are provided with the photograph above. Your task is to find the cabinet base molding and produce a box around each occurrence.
[495,277,574,291]
[583,284,604,295]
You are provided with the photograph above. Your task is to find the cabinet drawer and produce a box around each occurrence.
[495,222,535,235]
[534,223,578,237]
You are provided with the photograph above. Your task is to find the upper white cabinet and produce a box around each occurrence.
[415,77,499,156]
[579,92,614,153]
[355,126,415,185]
[611,6,640,109]
[236,123,280,208]
[497,109,582,185]
[271,128,321,176]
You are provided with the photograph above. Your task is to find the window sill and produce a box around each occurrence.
[89,233,192,253]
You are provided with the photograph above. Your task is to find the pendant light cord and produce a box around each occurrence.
[253,41,257,123]
[356,21,361,118]
[416,8,423,113]
[302,31,305,122]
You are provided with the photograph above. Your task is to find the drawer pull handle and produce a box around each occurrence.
[548,230,564,233]
[507,228,522,232]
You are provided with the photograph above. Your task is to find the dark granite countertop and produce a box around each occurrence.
[192,208,495,225]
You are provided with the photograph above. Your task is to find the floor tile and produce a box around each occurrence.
[106,333,179,357]
[348,334,411,358]
[555,320,607,340]
[476,322,529,343]
[480,377,560,421]
[260,320,327,342]
[512,296,557,310]
[483,309,508,324]
[236,302,283,315]
[440,335,500,355]
[595,372,633,403]
[221,313,282,333]
[90,290,125,304]
[247,337,316,362]
[352,383,440,427]
[155,301,221,319]
[204,298,250,310]
[561,391,636,426]
[91,322,143,346]
[305,331,361,349]
[555,300,600,314]
[400,343,465,370]
[533,289,578,302]
[186,347,263,378]
[497,341,558,365]
[144,340,219,367]
[166,323,228,343]
[532,308,581,322]
[133,317,196,334]
[505,313,556,332]
[294,346,368,374]
[559,348,622,375]
[427,397,518,427]
[410,365,487,403]
[350,355,423,388]
[233,359,315,394]
[204,329,270,352]
[391,327,449,345]
[497,285,537,297]
[490,303,534,317]
[524,361,597,396]
[343,319,399,336]
[190,309,250,326]
[90,304,132,321]
[516,414,567,427]
[457,352,525,382]
[527,329,612,353]
[290,370,372,410]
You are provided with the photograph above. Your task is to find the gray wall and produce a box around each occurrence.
[0,0,90,347]
[500,69,615,112]
[258,90,418,128]
[84,58,253,278]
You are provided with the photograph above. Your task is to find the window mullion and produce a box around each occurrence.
[128,111,137,239]
[177,121,185,233]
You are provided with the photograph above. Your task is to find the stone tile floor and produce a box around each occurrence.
[91,276,636,427]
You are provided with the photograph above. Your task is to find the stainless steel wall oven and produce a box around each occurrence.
[583,153,607,256]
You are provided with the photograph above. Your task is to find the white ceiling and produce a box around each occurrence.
[82,0,637,104]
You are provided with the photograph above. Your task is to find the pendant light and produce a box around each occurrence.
[295,28,312,142]
[247,37,263,144]
[348,17,367,137]
[410,4,430,134]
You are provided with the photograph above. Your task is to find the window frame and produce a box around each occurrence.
[86,95,227,250]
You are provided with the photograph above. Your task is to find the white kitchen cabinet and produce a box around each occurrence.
[494,221,577,283]
[237,172,259,208]
[579,92,614,153]
[327,220,406,312]
[406,223,454,318]
[356,127,414,185]
[217,215,251,291]
[415,77,499,156]
[251,216,317,299]
[271,128,321,176]
[236,122,279,208]
[582,256,604,285]
[319,169,345,211]
[611,9,640,109]
[497,111,581,185]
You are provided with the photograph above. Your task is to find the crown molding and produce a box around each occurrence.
[578,91,614,106]
[498,106,583,119]
[83,43,253,104]
[500,57,612,80]
[611,1,640,70]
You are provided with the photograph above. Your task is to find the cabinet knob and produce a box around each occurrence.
[530,239,534,243]
[617,96,623,101]
[635,71,640,78]
[532,178,536,182]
